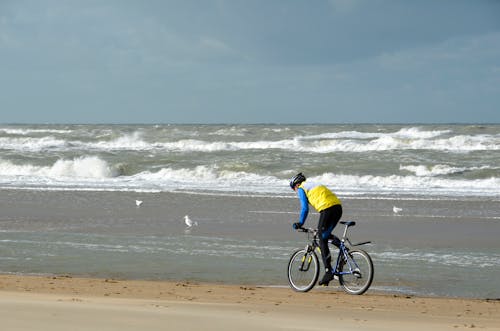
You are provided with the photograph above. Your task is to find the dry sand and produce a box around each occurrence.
[0,274,499,330]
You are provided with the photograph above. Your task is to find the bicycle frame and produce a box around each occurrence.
[289,221,374,294]
[332,241,356,276]
[303,221,371,276]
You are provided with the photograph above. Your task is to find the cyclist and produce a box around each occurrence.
[290,172,343,286]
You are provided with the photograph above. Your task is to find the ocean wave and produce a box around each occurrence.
[302,127,451,140]
[374,250,500,268]
[131,166,282,192]
[0,125,498,197]
[1,162,498,197]
[341,134,500,152]
[1,126,497,153]
[310,173,500,196]
[110,132,498,153]
[208,126,251,137]
[0,128,73,135]
[0,136,69,151]
[0,156,120,179]
[85,132,152,150]
[399,164,496,177]
[49,156,121,178]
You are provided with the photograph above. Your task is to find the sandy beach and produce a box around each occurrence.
[1,274,499,331]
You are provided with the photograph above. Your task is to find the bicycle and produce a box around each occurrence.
[287,221,374,295]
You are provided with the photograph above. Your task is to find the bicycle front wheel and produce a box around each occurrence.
[287,248,320,292]
[338,249,374,295]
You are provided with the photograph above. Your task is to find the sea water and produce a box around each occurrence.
[0,124,499,298]
[0,124,498,196]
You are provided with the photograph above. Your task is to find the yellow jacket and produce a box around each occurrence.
[299,181,341,212]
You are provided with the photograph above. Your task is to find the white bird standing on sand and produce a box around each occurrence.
[393,206,403,214]
[135,200,143,207]
[184,215,198,228]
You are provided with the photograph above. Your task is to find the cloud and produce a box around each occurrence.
[1,0,499,123]
[376,32,500,71]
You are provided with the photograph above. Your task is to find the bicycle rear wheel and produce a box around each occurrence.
[338,249,374,295]
[287,249,319,292]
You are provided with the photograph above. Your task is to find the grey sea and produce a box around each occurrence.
[0,124,499,298]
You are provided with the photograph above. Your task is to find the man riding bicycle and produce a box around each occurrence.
[290,172,343,286]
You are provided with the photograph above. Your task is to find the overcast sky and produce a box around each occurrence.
[1,0,499,124]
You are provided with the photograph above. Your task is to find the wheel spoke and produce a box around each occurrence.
[338,249,374,295]
[287,249,319,292]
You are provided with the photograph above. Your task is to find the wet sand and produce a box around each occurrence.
[1,189,500,298]
[1,189,499,245]
[1,274,499,331]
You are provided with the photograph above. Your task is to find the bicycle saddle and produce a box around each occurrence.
[340,221,356,227]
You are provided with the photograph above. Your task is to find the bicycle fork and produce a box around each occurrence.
[299,245,315,272]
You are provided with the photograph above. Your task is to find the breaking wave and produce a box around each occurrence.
[0,156,121,179]
[0,126,498,153]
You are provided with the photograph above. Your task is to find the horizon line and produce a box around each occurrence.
[2,122,499,126]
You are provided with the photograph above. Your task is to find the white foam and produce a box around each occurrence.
[86,132,151,150]
[130,167,500,197]
[1,160,499,196]
[0,128,73,135]
[0,127,498,153]
[400,164,465,176]
[132,165,282,192]
[209,126,250,137]
[0,136,68,152]
[0,159,42,176]
[308,172,500,197]
[48,156,120,178]
[1,158,498,197]
[302,127,451,140]
[0,156,119,179]
[400,164,498,177]
[392,127,451,139]
[1,125,498,197]
[144,132,497,154]
[373,250,500,268]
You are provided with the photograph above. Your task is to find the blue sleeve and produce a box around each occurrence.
[297,188,309,226]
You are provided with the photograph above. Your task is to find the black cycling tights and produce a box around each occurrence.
[318,204,343,273]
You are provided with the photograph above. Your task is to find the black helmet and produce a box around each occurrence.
[289,172,306,189]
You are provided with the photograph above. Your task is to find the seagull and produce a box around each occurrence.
[184,215,198,228]
[135,200,143,207]
[393,206,403,214]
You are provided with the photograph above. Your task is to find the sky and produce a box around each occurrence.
[1,0,499,124]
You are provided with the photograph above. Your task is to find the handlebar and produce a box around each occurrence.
[296,227,317,235]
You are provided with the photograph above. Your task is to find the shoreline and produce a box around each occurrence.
[1,274,499,331]
[1,272,498,301]
[1,189,500,299]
